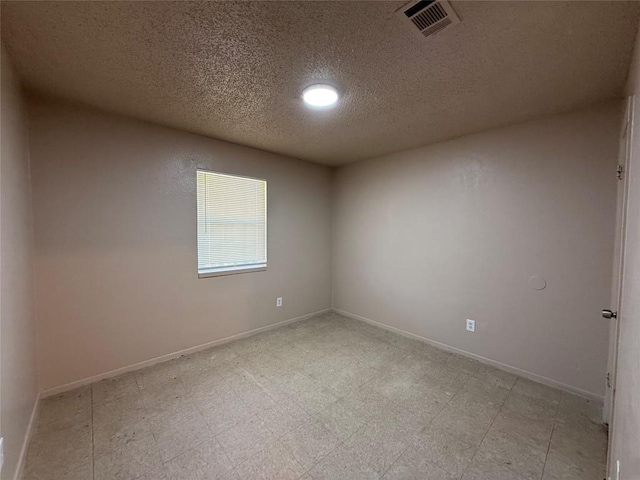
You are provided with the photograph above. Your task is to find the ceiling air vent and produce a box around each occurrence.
[397,0,460,39]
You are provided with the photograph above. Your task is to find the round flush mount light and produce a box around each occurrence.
[302,84,339,109]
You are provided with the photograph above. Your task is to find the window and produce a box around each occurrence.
[197,170,267,277]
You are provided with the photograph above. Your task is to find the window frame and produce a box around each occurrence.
[196,169,268,278]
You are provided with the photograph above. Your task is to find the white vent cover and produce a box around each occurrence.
[397,0,460,39]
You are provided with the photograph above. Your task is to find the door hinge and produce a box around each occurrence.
[606,372,612,388]
[617,164,625,180]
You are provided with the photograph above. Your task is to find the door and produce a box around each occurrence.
[603,95,632,428]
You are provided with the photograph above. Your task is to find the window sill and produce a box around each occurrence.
[198,264,267,278]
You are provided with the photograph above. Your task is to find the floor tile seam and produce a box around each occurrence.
[500,396,561,425]
[344,362,390,401]
[542,444,607,474]
[416,428,469,480]
[259,403,312,441]
[376,442,415,480]
[264,377,297,405]
[286,354,332,373]
[380,389,461,477]
[540,390,565,479]
[283,337,333,358]
[91,438,141,467]
[437,404,501,447]
[270,436,313,476]
[91,390,144,409]
[458,380,511,479]
[456,389,511,409]
[469,373,517,395]
[128,454,167,480]
[266,380,313,410]
[243,350,292,371]
[203,435,237,478]
[91,400,150,432]
[298,394,342,419]
[191,392,245,438]
[317,377,367,401]
[142,386,217,465]
[508,379,564,404]
[308,350,365,374]
[187,385,239,408]
[268,416,307,444]
[224,436,298,478]
[299,419,371,476]
[459,448,482,480]
[463,449,531,480]
[34,412,92,438]
[415,355,471,381]
[248,332,323,356]
[284,414,345,457]
[155,428,219,469]
[93,430,164,477]
[419,372,465,430]
[436,370,476,407]
[323,381,366,402]
[144,410,205,440]
[136,380,190,412]
[491,413,556,453]
[486,422,550,455]
[144,388,201,421]
[233,364,286,402]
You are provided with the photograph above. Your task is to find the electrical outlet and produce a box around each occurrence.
[466,319,475,333]
[276,297,283,307]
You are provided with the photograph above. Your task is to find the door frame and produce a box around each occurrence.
[603,95,633,435]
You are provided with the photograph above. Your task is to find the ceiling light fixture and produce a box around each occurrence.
[302,84,339,109]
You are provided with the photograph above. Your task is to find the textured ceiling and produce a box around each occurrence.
[2,1,639,166]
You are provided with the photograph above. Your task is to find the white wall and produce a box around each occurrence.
[28,98,333,391]
[609,26,640,479]
[332,102,621,398]
[0,44,38,480]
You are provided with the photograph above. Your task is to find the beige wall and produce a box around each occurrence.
[0,45,38,480]
[28,98,332,391]
[609,26,640,479]
[332,102,621,398]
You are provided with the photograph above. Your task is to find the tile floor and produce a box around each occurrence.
[23,312,608,480]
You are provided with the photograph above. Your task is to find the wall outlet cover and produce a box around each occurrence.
[276,297,283,307]
[466,319,476,332]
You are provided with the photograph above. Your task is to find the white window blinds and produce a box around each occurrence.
[197,170,267,276]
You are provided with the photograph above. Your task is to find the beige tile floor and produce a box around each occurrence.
[23,312,608,480]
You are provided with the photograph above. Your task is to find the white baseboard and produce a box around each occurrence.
[13,394,40,480]
[333,308,603,402]
[41,308,330,398]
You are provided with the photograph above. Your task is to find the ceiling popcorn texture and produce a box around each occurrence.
[2,1,639,165]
